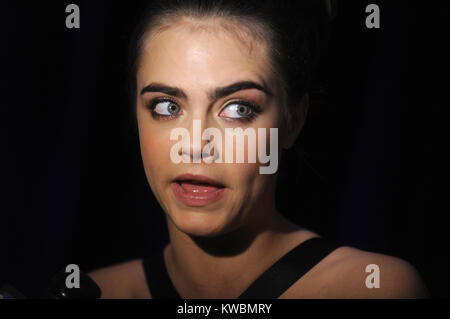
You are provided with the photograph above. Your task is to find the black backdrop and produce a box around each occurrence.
[0,0,448,298]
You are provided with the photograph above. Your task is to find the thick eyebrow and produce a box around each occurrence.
[211,81,273,100]
[140,81,273,101]
[140,83,188,99]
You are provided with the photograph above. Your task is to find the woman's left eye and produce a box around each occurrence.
[219,101,261,121]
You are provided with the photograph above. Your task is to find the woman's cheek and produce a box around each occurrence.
[141,127,173,162]
[227,162,260,189]
[139,127,172,193]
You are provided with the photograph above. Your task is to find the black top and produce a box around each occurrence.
[142,237,341,299]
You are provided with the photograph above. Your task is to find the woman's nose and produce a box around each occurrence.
[178,119,220,163]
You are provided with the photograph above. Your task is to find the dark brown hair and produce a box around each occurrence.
[127,0,331,129]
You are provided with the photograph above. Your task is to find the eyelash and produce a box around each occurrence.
[226,100,263,123]
[146,98,263,123]
[146,97,180,121]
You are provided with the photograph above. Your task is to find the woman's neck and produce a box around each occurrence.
[164,208,302,298]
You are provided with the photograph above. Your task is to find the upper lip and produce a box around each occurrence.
[173,174,225,188]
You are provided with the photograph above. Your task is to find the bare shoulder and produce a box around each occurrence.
[337,247,430,298]
[283,245,430,299]
[88,259,151,299]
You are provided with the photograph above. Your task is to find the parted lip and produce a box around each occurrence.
[173,174,225,188]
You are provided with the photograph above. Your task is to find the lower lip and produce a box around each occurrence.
[171,182,227,207]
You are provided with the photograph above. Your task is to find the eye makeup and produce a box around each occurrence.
[219,100,263,123]
[144,96,264,124]
[146,97,182,121]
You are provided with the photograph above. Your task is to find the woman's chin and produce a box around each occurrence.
[168,209,232,238]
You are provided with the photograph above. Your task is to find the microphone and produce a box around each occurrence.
[0,268,101,299]
[42,268,101,299]
[0,283,26,299]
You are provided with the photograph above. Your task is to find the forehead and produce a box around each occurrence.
[137,19,275,89]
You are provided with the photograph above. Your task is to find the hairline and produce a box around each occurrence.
[134,12,293,129]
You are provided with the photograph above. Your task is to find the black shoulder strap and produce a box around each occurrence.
[238,237,340,299]
[142,237,340,299]
[142,250,182,299]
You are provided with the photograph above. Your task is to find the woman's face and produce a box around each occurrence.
[136,19,290,238]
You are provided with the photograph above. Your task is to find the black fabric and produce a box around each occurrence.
[142,250,182,299]
[142,237,340,299]
[238,237,340,299]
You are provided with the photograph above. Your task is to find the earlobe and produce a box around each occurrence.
[284,94,309,150]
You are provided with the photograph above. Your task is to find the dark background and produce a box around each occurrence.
[0,1,448,298]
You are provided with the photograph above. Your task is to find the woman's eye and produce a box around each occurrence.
[150,100,181,116]
[219,102,260,120]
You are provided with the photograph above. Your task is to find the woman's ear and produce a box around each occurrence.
[284,94,309,150]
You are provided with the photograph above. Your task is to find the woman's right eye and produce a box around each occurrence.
[148,99,182,118]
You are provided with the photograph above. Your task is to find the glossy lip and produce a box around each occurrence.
[171,174,227,207]
[173,174,226,188]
